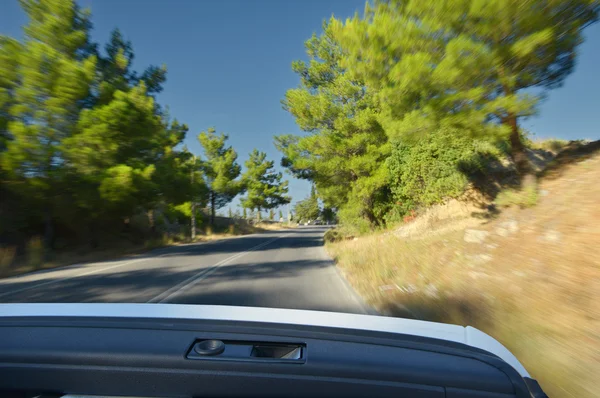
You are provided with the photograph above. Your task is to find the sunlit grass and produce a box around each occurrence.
[530,138,569,153]
[328,153,600,398]
[495,183,538,208]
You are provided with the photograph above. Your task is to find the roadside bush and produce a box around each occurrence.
[386,129,500,219]
[0,246,16,275]
[324,229,342,243]
[163,202,206,236]
[324,228,355,243]
[26,236,44,269]
[337,201,374,235]
[495,183,539,208]
[144,234,171,250]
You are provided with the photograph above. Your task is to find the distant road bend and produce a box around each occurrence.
[0,226,368,313]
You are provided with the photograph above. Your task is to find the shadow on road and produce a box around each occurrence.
[0,256,332,304]
[0,228,329,300]
[153,227,327,258]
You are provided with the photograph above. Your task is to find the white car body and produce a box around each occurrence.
[0,303,529,378]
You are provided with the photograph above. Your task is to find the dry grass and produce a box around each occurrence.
[254,221,297,231]
[197,221,294,240]
[0,246,16,273]
[393,189,489,239]
[1,241,156,278]
[530,138,569,153]
[328,151,600,398]
[495,182,539,208]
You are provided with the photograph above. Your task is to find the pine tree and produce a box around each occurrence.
[0,0,202,249]
[241,149,290,221]
[197,128,243,226]
[293,186,320,223]
[334,0,598,180]
[0,37,21,151]
[275,22,389,227]
[2,0,97,247]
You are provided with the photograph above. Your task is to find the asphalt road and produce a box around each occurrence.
[0,226,369,314]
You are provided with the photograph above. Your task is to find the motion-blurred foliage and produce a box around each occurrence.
[0,0,289,261]
[279,0,598,232]
[386,129,503,223]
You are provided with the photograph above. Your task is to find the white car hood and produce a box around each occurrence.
[0,303,529,377]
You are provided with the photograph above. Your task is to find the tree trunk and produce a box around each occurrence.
[190,162,196,239]
[210,192,216,226]
[190,201,196,240]
[88,223,98,249]
[256,207,261,223]
[364,208,380,228]
[147,209,155,235]
[507,113,536,188]
[43,209,54,251]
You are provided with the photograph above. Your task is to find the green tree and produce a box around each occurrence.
[293,186,320,223]
[62,25,195,244]
[275,22,389,228]
[96,29,135,105]
[0,37,23,240]
[386,128,497,222]
[321,207,336,224]
[197,128,243,226]
[241,149,290,220]
[1,0,97,247]
[173,150,208,240]
[279,210,284,220]
[334,0,598,179]
[154,124,206,208]
[0,0,198,251]
[64,84,167,225]
[0,37,21,152]
[242,207,248,219]
[97,28,167,106]
[269,209,275,221]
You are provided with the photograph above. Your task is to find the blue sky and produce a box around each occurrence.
[2,0,599,212]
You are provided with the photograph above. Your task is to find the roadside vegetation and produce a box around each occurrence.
[2,0,599,394]
[0,0,291,274]
[277,0,597,233]
[0,216,294,279]
[327,147,600,397]
[276,1,599,397]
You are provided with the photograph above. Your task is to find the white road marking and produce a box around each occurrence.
[0,258,146,299]
[148,233,293,303]
[0,231,292,301]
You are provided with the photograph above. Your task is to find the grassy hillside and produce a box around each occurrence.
[327,143,600,398]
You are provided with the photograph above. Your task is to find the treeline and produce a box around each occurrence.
[293,186,336,224]
[277,0,598,232]
[0,0,290,252]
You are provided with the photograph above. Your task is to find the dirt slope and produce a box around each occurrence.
[328,148,600,398]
